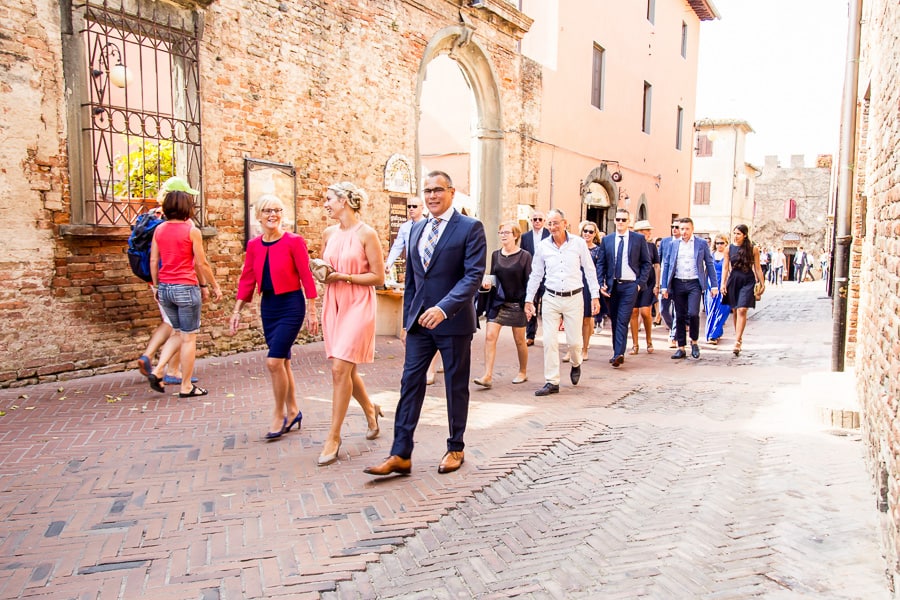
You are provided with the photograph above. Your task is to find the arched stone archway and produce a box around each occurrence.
[580,164,619,233]
[415,26,503,245]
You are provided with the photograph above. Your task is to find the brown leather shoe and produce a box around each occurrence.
[363,455,412,476]
[437,450,464,474]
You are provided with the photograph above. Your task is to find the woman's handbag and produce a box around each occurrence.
[309,258,334,284]
[753,281,765,300]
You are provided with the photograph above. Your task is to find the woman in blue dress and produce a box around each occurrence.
[705,234,731,345]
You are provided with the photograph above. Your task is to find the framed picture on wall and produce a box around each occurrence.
[243,158,296,249]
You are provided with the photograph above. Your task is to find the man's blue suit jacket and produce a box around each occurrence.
[597,230,652,290]
[660,236,719,291]
[404,211,486,335]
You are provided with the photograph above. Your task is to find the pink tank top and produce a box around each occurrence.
[155,221,198,285]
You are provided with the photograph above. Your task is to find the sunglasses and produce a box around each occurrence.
[407,205,420,209]
[582,229,595,234]
[614,218,628,222]
[715,241,726,245]
[532,217,544,222]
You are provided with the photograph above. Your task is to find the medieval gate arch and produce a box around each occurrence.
[415,26,503,246]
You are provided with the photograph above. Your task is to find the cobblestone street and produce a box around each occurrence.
[0,281,888,599]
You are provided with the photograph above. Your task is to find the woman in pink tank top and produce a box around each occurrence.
[146,182,221,397]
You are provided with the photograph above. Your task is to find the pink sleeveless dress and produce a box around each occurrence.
[322,223,376,363]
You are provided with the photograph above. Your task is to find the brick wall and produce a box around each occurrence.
[854,0,900,591]
[0,0,538,386]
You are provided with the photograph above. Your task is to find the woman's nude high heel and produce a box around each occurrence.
[733,339,742,356]
[366,404,384,440]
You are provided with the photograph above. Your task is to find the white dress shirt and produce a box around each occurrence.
[526,232,600,301]
[674,236,699,279]
[417,207,455,265]
[615,233,637,281]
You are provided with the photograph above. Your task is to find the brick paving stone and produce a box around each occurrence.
[0,283,890,598]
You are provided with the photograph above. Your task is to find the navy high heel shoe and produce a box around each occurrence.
[284,411,303,433]
[265,417,288,440]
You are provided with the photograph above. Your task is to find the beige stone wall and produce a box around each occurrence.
[0,0,538,386]
[751,155,832,261]
[855,0,900,590]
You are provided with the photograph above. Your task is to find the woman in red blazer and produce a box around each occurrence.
[230,195,319,439]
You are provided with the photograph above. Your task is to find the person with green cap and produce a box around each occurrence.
[144,176,221,397]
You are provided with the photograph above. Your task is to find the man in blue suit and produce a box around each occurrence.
[519,210,550,345]
[658,221,683,346]
[365,171,486,477]
[597,208,651,367]
[660,217,719,359]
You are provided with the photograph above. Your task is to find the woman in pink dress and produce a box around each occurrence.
[318,182,385,466]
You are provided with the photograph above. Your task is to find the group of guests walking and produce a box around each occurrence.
[136,170,768,477]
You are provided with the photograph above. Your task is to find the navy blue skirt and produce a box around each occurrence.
[261,290,306,359]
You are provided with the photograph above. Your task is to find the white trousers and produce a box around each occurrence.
[540,292,584,385]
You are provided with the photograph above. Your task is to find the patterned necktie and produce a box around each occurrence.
[422,217,440,268]
[614,235,624,279]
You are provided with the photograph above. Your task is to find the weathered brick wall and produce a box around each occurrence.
[0,0,539,386]
[752,155,832,258]
[855,0,900,591]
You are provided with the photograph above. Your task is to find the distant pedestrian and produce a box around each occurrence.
[770,247,785,285]
[704,234,731,345]
[660,217,718,360]
[721,224,765,356]
[596,209,651,367]
[230,194,319,440]
[794,246,809,283]
[519,210,550,346]
[629,220,660,355]
[567,220,602,362]
[524,209,600,395]
[384,197,426,277]
[659,221,683,347]
[318,182,385,466]
[820,249,830,282]
[146,177,221,397]
[473,221,531,388]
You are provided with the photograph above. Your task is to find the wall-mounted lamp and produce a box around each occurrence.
[706,128,719,142]
[91,42,133,90]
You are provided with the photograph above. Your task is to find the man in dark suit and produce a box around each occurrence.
[364,171,486,477]
[660,217,719,359]
[519,210,550,346]
[597,208,651,368]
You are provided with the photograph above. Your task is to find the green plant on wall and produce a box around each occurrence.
[113,138,174,199]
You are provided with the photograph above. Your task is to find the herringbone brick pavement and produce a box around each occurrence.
[0,282,889,599]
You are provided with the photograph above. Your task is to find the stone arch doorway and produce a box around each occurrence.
[415,26,503,245]
[580,164,619,233]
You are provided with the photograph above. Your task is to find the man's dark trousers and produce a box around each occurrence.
[609,280,638,357]
[670,278,702,347]
[391,327,472,458]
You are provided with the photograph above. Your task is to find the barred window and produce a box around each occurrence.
[64,1,203,226]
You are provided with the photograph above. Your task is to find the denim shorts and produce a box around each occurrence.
[157,283,202,334]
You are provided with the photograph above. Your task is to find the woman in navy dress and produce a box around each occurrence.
[721,224,765,356]
[230,195,319,439]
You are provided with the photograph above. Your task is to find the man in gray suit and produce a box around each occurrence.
[660,217,718,359]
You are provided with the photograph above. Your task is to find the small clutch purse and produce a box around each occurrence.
[309,258,334,283]
[753,281,765,300]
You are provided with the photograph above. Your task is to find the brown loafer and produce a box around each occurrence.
[437,450,464,474]
[363,455,412,476]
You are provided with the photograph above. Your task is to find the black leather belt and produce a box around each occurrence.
[614,279,636,284]
[546,287,583,297]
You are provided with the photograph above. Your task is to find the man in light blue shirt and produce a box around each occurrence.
[385,199,426,275]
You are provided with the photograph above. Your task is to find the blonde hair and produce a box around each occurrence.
[254,194,285,221]
[499,220,522,243]
[327,181,368,211]
[578,220,600,244]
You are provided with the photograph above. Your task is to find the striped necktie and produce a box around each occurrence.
[422,217,441,268]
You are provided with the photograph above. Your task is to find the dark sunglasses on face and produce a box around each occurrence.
[532,217,543,222]
[582,229,595,234]
[715,241,726,245]
[615,218,628,222]
[407,205,420,209]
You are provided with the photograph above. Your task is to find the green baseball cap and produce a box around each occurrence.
[161,176,199,195]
